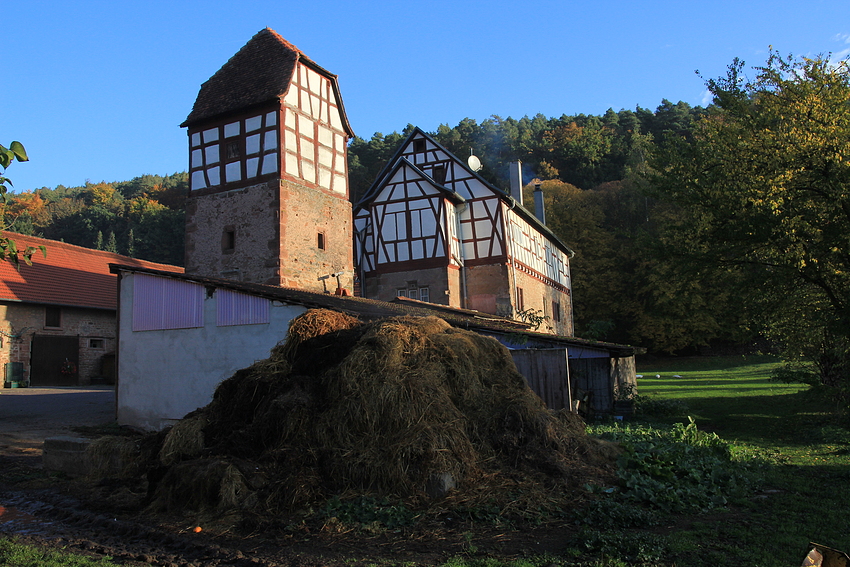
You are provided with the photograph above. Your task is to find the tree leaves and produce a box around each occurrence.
[653,51,850,390]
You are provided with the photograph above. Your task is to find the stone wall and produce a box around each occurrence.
[185,179,354,294]
[279,179,353,293]
[184,181,280,285]
[0,302,115,386]
[363,265,458,306]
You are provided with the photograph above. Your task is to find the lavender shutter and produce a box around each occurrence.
[132,275,204,331]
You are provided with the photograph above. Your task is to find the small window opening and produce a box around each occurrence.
[89,338,105,349]
[552,301,561,322]
[226,141,240,160]
[317,232,326,250]
[432,165,447,185]
[45,306,61,328]
[516,287,525,312]
[419,287,430,302]
[222,229,235,253]
[413,138,426,153]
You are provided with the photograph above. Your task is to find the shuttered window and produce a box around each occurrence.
[216,289,270,326]
[132,275,204,331]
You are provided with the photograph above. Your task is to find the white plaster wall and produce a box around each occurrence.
[116,273,307,431]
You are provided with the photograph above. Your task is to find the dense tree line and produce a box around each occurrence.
[3,172,187,266]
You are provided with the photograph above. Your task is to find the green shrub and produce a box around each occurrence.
[321,495,416,528]
[589,418,753,513]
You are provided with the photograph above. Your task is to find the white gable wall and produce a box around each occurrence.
[116,272,307,431]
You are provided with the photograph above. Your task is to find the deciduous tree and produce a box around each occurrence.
[652,51,850,396]
[0,141,45,266]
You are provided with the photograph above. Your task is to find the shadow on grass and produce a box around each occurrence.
[661,388,844,447]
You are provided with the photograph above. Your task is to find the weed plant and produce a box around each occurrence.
[588,418,757,513]
[321,495,417,529]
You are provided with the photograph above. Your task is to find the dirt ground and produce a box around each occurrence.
[0,387,580,567]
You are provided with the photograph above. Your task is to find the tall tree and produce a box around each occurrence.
[652,51,850,396]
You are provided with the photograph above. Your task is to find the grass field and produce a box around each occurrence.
[633,355,850,566]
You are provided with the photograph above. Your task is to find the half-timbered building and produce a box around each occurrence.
[354,128,575,336]
[181,28,355,293]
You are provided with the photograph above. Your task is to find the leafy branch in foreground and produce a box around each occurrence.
[0,141,46,267]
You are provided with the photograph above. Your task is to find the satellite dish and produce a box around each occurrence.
[467,154,482,172]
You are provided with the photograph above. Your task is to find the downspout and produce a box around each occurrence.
[113,270,122,421]
[354,218,370,298]
[505,198,519,319]
[453,202,469,309]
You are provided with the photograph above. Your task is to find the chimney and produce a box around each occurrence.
[509,161,524,206]
[533,180,546,225]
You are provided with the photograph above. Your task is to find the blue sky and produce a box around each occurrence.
[5,0,849,192]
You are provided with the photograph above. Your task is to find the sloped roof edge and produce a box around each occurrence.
[355,157,466,209]
[0,233,182,310]
[356,127,574,257]
[181,28,353,137]
[110,264,638,355]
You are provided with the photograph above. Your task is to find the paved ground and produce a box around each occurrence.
[0,386,115,458]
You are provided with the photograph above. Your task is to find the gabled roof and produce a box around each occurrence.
[373,157,466,205]
[181,28,353,136]
[109,264,638,356]
[0,233,183,311]
[356,127,574,257]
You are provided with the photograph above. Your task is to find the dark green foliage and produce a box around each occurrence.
[571,499,664,529]
[570,528,668,564]
[321,495,417,528]
[3,172,186,266]
[591,418,754,513]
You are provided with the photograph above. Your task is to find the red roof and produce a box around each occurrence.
[0,232,183,311]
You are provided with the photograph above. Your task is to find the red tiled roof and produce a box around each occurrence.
[0,233,183,311]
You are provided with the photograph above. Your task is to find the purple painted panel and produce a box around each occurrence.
[216,289,270,326]
[132,275,204,331]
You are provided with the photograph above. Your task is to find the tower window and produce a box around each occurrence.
[222,228,235,253]
[413,138,426,153]
[317,232,326,250]
[226,141,240,160]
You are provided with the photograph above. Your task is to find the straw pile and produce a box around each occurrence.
[144,309,615,517]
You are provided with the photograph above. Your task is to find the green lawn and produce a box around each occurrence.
[634,355,850,566]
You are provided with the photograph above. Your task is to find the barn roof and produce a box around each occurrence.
[181,28,353,136]
[0,233,182,311]
[109,264,638,356]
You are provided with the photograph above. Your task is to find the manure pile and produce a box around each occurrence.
[141,309,616,518]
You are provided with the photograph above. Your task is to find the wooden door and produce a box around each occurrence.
[30,335,79,386]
